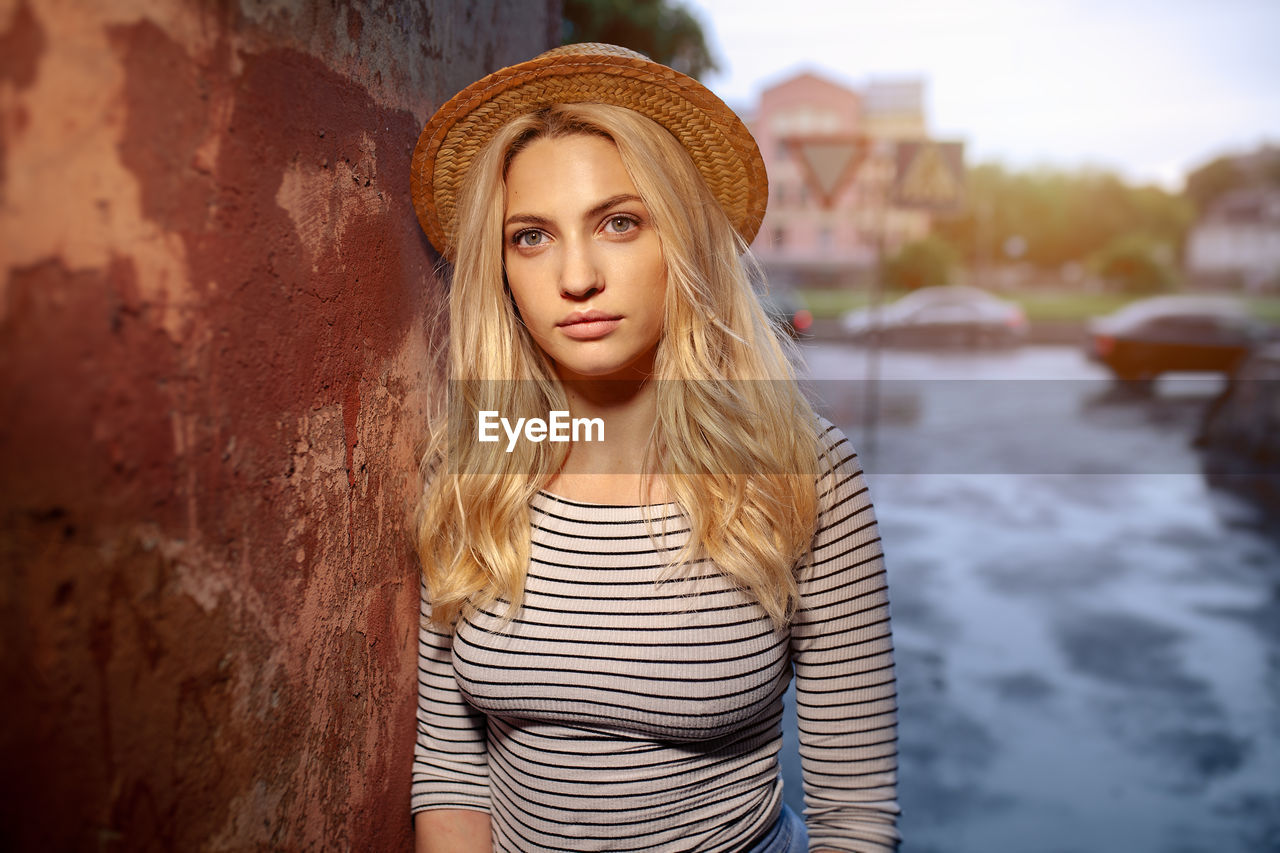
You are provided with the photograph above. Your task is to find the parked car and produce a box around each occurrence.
[1085,295,1276,380]
[840,285,1028,347]
[762,292,814,338]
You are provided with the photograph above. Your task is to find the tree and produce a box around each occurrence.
[1184,155,1243,214]
[1091,235,1175,295]
[1184,145,1280,214]
[884,236,957,291]
[934,163,1193,274]
[561,0,718,80]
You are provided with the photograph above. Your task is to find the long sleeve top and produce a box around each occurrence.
[411,423,900,852]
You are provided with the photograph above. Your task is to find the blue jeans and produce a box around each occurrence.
[742,803,808,853]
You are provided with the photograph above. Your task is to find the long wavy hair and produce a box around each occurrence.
[417,103,822,628]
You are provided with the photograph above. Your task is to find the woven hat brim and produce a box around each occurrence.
[411,49,767,258]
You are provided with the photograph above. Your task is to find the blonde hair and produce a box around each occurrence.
[417,103,821,628]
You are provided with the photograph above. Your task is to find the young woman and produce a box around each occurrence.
[409,44,899,853]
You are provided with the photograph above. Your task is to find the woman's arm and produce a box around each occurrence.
[414,808,492,853]
[791,422,901,852]
[411,582,493,846]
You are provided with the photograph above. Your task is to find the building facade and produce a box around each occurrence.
[748,72,934,289]
[1186,187,1280,292]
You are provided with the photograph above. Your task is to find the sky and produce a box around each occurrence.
[684,0,1280,189]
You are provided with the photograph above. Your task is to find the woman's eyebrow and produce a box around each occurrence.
[504,212,553,229]
[504,194,644,230]
[584,193,644,220]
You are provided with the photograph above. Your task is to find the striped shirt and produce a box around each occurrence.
[412,424,900,852]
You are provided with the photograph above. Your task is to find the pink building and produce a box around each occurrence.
[748,72,933,288]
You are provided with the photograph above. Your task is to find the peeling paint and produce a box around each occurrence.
[0,2,196,333]
[275,131,389,272]
[0,3,47,90]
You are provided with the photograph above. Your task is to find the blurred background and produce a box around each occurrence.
[564,1,1280,850]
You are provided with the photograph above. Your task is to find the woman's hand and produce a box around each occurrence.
[414,809,492,853]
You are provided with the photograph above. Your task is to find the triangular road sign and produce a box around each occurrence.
[789,136,871,207]
[893,141,965,210]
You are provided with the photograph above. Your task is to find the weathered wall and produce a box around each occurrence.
[0,1,558,849]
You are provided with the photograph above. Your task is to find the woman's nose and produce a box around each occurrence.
[559,239,603,300]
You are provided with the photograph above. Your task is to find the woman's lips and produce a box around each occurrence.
[558,318,622,340]
[557,311,622,340]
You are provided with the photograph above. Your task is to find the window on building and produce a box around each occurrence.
[771,107,840,136]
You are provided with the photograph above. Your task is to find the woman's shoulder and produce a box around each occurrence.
[808,415,873,522]
[812,415,859,473]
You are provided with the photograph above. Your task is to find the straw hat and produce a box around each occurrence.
[410,43,768,258]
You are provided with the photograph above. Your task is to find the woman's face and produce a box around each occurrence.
[503,133,666,384]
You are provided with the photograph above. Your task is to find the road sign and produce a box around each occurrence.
[787,135,871,208]
[892,140,965,211]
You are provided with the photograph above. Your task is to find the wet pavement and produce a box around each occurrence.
[778,343,1280,853]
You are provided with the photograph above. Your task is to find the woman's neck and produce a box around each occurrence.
[559,376,656,474]
[545,374,668,505]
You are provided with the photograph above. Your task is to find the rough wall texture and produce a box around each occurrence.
[0,1,558,849]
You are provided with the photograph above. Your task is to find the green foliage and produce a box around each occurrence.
[884,236,957,291]
[561,0,718,80]
[1184,146,1280,214]
[934,164,1194,272]
[1090,235,1176,295]
[1184,155,1243,213]
[797,286,1280,324]
[1011,291,1138,322]
[1247,297,1280,324]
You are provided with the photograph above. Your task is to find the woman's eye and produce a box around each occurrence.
[514,230,545,247]
[606,216,636,234]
